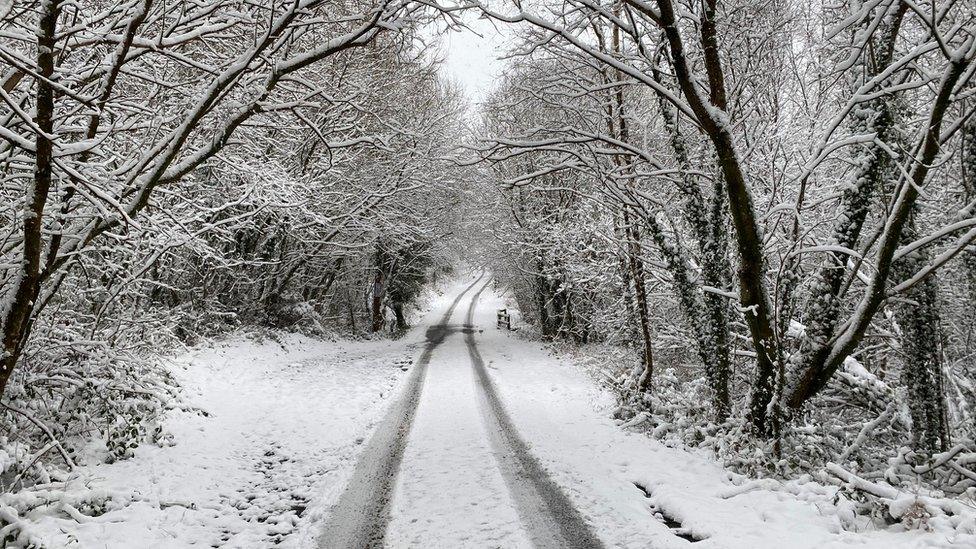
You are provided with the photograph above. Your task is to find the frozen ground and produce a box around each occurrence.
[7,275,974,548]
[9,299,441,547]
[470,287,976,549]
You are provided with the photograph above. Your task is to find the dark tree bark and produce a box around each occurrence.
[647,0,778,432]
[0,0,59,397]
[533,262,556,337]
[651,62,732,419]
[371,270,386,333]
[624,211,656,394]
[599,21,656,394]
[963,122,976,333]
[892,213,950,453]
[392,302,407,330]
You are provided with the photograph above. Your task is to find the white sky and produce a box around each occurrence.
[435,14,516,103]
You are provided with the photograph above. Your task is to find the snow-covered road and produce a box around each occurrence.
[321,273,526,547]
[21,274,972,548]
[337,276,601,548]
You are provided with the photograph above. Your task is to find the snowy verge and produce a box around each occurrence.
[0,307,451,549]
[470,288,976,549]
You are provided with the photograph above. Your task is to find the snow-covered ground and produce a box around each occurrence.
[9,276,974,548]
[10,287,460,548]
[471,288,976,549]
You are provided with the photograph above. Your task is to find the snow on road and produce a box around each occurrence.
[321,274,534,548]
[463,282,604,549]
[331,274,602,548]
[384,280,532,548]
[19,276,973,548]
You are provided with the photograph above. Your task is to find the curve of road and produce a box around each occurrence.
[319,276,602,548]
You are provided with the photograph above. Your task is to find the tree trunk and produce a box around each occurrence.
[624,210,655,394]
[654,0,779,433]
[534,258,558,337]
[597,17,656,397]
[347,288,357,332]
[893,240,950,453]
[0,0,59,398]
[700,173,733,420]
[963,121,976,343]
[371,270,386,333]
[649,60,732,419]
[392,302,407,330]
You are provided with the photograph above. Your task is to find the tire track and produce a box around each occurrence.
[464,280,605,549]
[318,274,484,548]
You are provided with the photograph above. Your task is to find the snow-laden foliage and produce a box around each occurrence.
[2,0,976,544]
[463,0,976,536]
[0,1,468,538]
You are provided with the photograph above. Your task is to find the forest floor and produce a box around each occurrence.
[18,275,973,548]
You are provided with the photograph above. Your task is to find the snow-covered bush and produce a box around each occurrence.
[467,0,976,535]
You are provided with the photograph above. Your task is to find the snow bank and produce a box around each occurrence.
[469,287,975,549]
[3,328,425,548]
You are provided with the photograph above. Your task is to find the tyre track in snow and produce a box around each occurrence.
[464,280,605,549]
[318,274,484,548]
